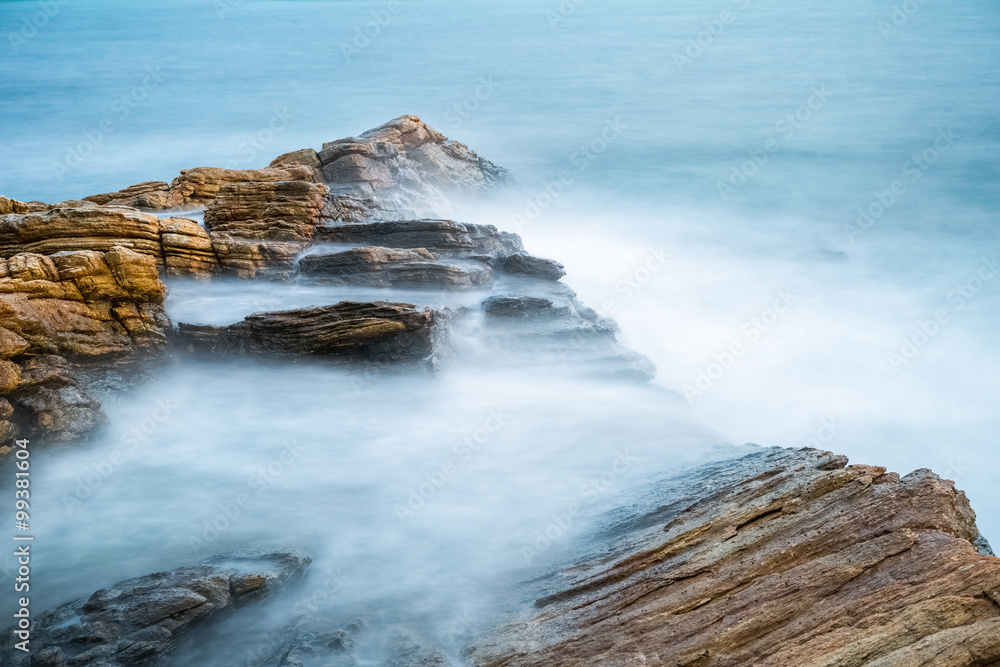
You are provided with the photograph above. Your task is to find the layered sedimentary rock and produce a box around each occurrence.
[203,178,329,278]
[158,217,220,279]
[467,447,1000,667]
[0,247,167,358]
[2,547,310,667]
[300,246,494,289]
[0,201,163,259]
[314,219,524,262]
[176,301,436,362]
[84,166,318,211]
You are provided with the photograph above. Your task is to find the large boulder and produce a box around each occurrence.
[0,247,168,358]
[275,115,512,222]
[176,301,437,362]
[466,448,1000,667]
[1,547,310,667]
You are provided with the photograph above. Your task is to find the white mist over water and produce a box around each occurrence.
[0,0,998,658]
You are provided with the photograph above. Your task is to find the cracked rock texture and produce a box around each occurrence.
[1,548,310,667]
[466,447,1000,667]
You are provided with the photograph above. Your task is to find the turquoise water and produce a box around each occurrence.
[1,0,999,651]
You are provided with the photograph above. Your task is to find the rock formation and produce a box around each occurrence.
[466,447,1000,667]
[277,114,512,223]
[1,547,310,667]
[175,301,437,363]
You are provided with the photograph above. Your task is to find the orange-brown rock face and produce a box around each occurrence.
[0,247,168,359]
[204,179,329,278]
[83,166,318,211]
[158,217,220,279]
[0,201,163,259]
[467,448,1000,667]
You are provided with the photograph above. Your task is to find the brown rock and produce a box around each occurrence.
[203,179,328,243]
[0,201,162,260]
[0,248,168,358]
[158,217,220,279]
[468,448,1000,667]
[291,115,512,223]
[176,301,436,362]
[83,181,171,209]
[0,196,30,215]
[0,359,21,393]
[166,165,318,209]
[202,178,328,277]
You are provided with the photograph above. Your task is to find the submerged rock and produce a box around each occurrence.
[481,295,568,319]
[176,301,437,362]
[1,547,310,667]
[466,447,1000,667]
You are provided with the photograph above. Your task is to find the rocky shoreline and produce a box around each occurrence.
[2,116,998,665]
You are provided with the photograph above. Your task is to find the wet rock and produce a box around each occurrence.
[503,253,566,281]
[5,354,108,445]
[0,247,168,358]
[176,301,436,362]
[204,179,329,278]
[300,247,494,289]
[482,296,568,319]
[158,217,220,279]
[315,219,524,262]
[385,627,453,667]
[0,201,163,260]
[284,115,512,222]
[467,447,1000,667]
[1,547,310,667]
[83,181,172,210]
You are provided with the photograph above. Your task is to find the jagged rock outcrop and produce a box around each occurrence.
[466,448,1000,667]
[176,301,437,362]
[1,547,310,667]
[4,354,108,447]
[275,115,512,222]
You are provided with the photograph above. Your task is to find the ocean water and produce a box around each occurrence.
[1,0,999,661]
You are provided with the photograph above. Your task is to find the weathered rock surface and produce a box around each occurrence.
[0,247,168,358]
[300,246,494,289]
[0,201,163,259]
[204,178,329,278]
[482,295,569,319]
[6,354,108,445]
[176,301,436,362]
[503,253,566,281]
[2,547,310,667]
[84,166,318,212]
[466,447,1000,667]
[276,115,512,222]
[314,219,524,262]
[158,217,220,279]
